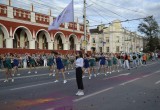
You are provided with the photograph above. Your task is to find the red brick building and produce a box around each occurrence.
[0,0,89,54]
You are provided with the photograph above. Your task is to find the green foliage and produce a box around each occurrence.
[138,16,160,52]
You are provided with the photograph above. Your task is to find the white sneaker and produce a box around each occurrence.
[97,73,100,75]
[28,71,31,74]
[68,72,70,74]
[11,79,14,82]
[107,72,109,74]
[4,79,8,82]
[118,70,120,72]
[35,71,37,74]
[63,80,67,84]
[49,73,52,76]
[54,80,59,83]
[94,74,96,77]
[82,76,85,78]
[52,74,55,77]
[89,76,91,80]
[76,91,80,95]
[77,91,84,96]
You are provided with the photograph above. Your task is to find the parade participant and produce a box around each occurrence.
[117,53,121,68]
[142,53,147,65]
[28,54,37,74]
[23,54,27,68]
[83,54,91,79]
[137,53,143,66]
[69,54,75,69]
[89,55,96,77]
[13,55,20,76]
[63,55,70,74]
[75,51,84,96]
[124,53,130,70]
[48,53,55,76]
[107,54,112,74]
[4,53,14,82]
[97,53,106,75]
[43,54,47,67]
[54,53,67,84]
[132,52,137,68]
[0,54,2,69]
[112,54,119,72]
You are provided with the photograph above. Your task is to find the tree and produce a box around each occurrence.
[138,16,160,52]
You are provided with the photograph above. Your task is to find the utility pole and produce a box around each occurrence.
[83,0,87,53]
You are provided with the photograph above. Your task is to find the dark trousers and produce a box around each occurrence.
[76,67,84,90]
[142,60,146,65]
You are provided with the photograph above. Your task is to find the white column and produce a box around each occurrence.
[6,0,12,6]
[48,42,53,50]
[6,38,13,48]
[54,42,57,50]
[7,6,13,18]
[31,12,35,22]
[29,40,35,49]
[49,16,53,25]
[76,44,80,51]
[63,43,69,50]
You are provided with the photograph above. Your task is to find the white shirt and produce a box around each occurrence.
[75,58,84,68]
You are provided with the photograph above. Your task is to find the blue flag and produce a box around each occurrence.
[48,0,74,30]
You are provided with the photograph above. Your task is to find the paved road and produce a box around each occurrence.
[0,61,160,110]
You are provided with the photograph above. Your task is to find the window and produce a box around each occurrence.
[4,8,7,14]
[116,46,119,52]
[92,38,95,43]
[19,11,21,17]
[23,12,26,18]
[36,15,38,20]
[106,38,109,43]
[117,36,120,42]
[47,18,49,22]
[106,47,109,52]
[40,16,42,21]
[13,10,16,16]
[43,17,45,21]
[28,14,30,19]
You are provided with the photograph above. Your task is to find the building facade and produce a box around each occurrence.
[89,20,143,53]
[0,0,89,52]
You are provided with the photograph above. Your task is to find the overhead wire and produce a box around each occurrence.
[95,0,148,16]
[89,0,128,20]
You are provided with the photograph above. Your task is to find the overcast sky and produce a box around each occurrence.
[0,0,160,33]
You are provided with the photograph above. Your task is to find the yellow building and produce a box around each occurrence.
[89,20,143,53]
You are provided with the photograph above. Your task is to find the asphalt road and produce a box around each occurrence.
[0,61,160,110]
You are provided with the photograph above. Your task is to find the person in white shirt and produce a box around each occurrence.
[43,54,47,67]
[75,51,84,96]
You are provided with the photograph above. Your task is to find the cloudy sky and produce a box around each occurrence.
[0,0,160,33]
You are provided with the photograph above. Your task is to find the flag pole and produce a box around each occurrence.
[72,0,76,55]
[83,0,87,53]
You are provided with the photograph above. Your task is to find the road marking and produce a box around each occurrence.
[119,78,141,86]
[104,73,130,80]
[155,80,160,85]
[10,77,76,91]
[73,87,114,102]
[0,70,75,81]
